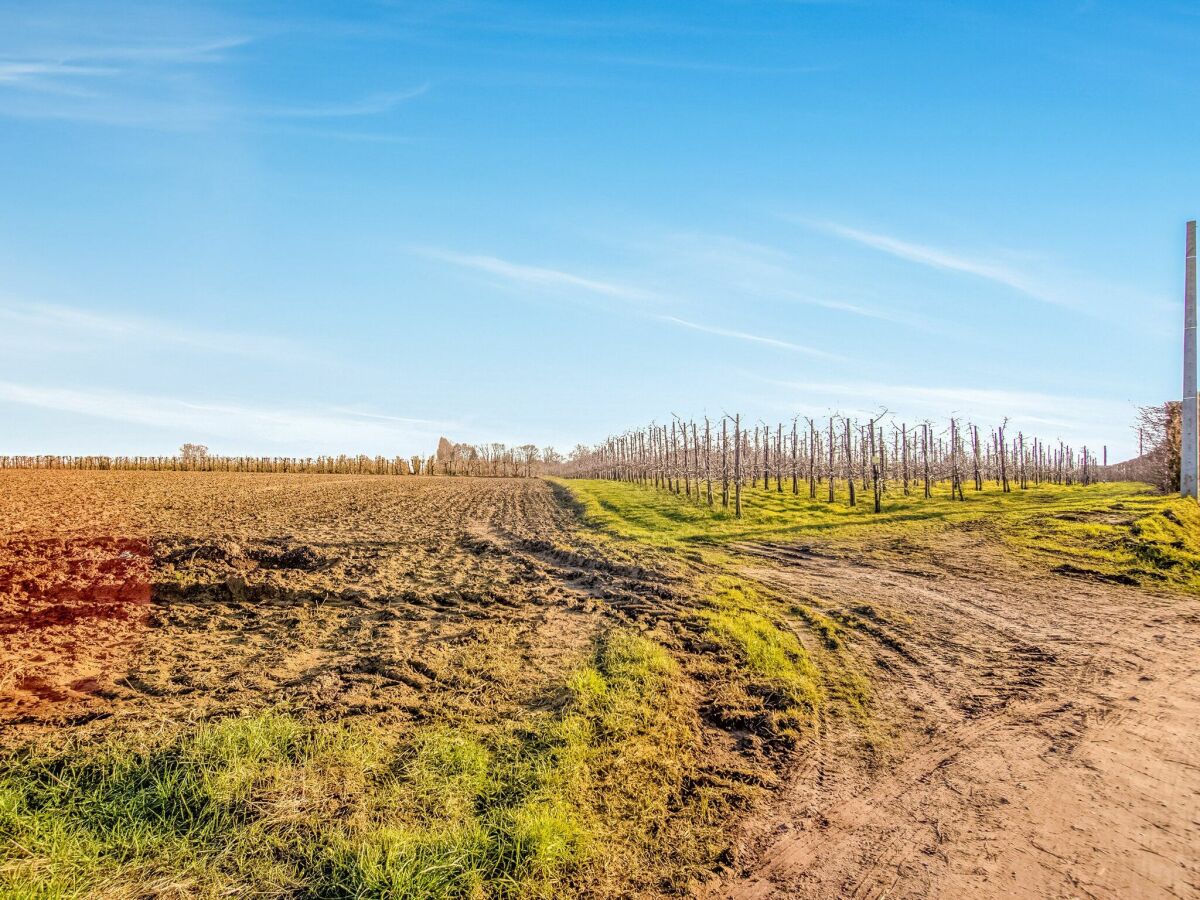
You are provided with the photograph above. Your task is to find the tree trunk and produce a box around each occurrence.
[705,418,714,506]
[923,423,931,498]
[846,419,856,507]
[776,423,784,492]
[827,417,835,502]
[734,414,743,519]
[721,419,730,507]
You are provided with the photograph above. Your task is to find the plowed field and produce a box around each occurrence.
[0,472,678,743]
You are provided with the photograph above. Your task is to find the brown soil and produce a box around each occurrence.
[710,530,1200,899]
[0,471,678,746]
[1,536,150,721]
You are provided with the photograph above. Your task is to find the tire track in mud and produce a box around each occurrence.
[712,532,1200,900]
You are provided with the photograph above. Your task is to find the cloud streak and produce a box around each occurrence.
[817,222,1077,308]
[0,35,250,65]
[0,300,302,360]
[413,247,658,302]
[0,36,250,89]
[0,61,117,86]
[657,315,845,360]
[262,84,430,119]
[0,26,425,128]
[590,55,822,75]
[639,231,945,330]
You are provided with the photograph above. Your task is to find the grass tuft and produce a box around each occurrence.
[700,577,821,738]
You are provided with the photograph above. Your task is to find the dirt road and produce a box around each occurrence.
[716,531,1200,899]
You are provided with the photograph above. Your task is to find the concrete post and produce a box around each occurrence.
[1184,221,1198,499]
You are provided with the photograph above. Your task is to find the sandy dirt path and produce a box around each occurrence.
[715,531,1200,899]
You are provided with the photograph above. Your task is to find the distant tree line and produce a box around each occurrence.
[0,438,565,478]
[433,437,563,477]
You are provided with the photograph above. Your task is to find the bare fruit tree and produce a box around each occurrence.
[552,408,1124,515]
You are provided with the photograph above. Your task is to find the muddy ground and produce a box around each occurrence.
[1,471,1197,898]
[0,472,682,747]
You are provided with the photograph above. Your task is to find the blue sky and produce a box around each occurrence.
[0,1,1196,458]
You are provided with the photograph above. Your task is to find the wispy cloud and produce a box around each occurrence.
[0,35,249,66]
[633,231,944,330]
[0,381,451,453]
[271,126,414,144]
[816,222,1073,307]
[590,55,821,75]
[0,300,302,360]
[757,375,1131,435]
[0,61,117,88]
[413,247,658,302]
[0,29,243,126]
[657,315,845,360]
[262,84,430,119]
[48,36,253,65]
[0,36,250,89]
[0,23,425,128]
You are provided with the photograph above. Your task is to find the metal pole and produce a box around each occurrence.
[1184,220,1198,498]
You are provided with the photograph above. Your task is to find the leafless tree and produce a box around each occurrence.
[179,443,208,465]
[1132,402,1182,492]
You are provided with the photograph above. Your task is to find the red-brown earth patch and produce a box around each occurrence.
[0,536,151,724]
